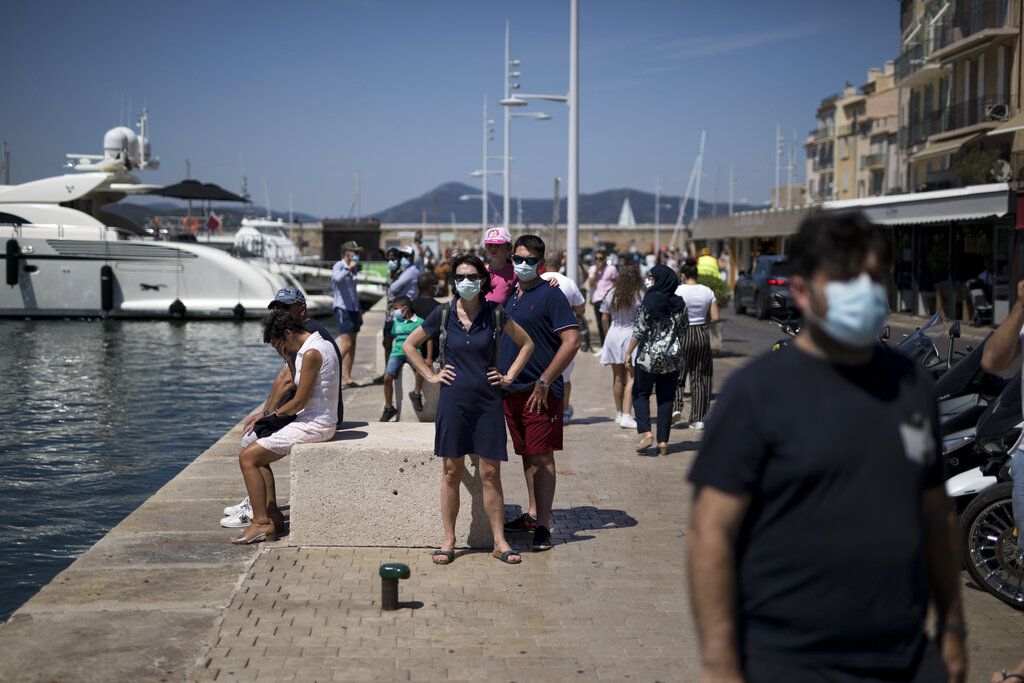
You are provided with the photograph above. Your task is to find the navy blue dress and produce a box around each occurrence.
[420,299,508,461]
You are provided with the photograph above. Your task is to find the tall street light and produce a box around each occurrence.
[476,95,498,229]
[500,0,579,282]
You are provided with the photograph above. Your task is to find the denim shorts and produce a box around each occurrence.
[334,307,362,334]
[385,354,409,378]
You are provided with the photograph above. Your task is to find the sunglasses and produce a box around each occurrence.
[453,273,482,282]
[512,255,540,266]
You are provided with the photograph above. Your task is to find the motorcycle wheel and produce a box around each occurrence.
[959,481,1023,609]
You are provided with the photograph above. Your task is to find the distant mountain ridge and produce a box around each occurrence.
[372,182,756,225]
[109,182,756,228]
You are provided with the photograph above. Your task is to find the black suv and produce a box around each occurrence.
[734,255,793,319]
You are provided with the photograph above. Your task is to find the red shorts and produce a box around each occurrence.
[503,389,563,457]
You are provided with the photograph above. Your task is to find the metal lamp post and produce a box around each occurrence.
[499,0,578,282]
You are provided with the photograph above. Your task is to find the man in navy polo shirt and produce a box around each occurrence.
[499,235,581,551]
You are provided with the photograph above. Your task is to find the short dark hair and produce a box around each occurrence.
[417,271,438,295]
[680,258,699,281]
[514,234,546,260]
[450,252,493,297]
[789,211,892,280]
[392,296,412,309]
[261,309,306,344]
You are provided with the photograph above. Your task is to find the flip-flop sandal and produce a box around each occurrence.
[343,381,360,389]
[492,549,522,564]
[431,549,455,565]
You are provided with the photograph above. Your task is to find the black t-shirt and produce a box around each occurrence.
[289,319,344,425]
[411,296,441,360]
[688,344,944,670]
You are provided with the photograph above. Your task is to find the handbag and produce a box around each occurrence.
[253,412,296,438]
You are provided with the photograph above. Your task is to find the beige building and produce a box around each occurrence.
[898,0,1024,190]
[806,63,900,202]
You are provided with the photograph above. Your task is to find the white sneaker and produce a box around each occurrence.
[223,496,251,517]
[220,512,252,529]
[563,404,574,422]
[619,415,637,429]
[615,411,624,423]
[671,410,682,424]
[690,421,705,430]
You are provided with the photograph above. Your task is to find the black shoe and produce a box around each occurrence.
[380,405,398,422]
[503,513,538,532]
[408,391,424,412]
[532,525,553,551]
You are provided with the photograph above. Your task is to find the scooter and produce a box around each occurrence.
[957,448,1022,609]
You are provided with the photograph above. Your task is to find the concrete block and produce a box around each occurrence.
[289,422,527,549]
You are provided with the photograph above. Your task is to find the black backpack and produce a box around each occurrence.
[436,300,505,369]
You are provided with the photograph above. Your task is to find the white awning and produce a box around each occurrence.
[908,132,983,161]
[987,112,1024,136]
[823,183,1010,225]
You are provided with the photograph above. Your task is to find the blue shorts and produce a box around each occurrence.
[334,307,362,335]
[385,354,410,378]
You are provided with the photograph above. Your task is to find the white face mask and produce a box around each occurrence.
[808,273,888,349]
[455,278,481,301]
[514,261,538,281]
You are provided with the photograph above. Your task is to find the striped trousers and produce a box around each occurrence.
[675,324,713,423]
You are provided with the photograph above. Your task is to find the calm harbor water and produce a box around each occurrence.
[0,319,283,621]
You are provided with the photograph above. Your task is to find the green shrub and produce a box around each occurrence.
[698,274,731,307]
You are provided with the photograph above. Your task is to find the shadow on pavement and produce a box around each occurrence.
[667,441,702,454]
[567,416,615,425]
[502,505,638,546]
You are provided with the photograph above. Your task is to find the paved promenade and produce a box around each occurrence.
[1,309,1022,682]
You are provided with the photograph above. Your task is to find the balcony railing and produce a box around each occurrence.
[813,157,835,172]
[861,153,888,169]
[947,0,1019,45]
[902,98,1015,147]
[809,127,833,141]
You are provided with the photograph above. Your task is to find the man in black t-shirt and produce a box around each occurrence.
[688,212,966,683]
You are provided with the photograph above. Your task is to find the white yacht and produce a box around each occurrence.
[0,113,329,319]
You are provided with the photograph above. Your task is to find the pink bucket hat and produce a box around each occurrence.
[483,225,512,245]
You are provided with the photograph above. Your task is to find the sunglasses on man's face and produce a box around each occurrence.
[453,273,482,282]
[512,255,540,266]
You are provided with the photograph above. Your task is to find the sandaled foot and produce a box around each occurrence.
[635,433,653,453]
[432,547,456,565]
[657,443,669,456]
[230,521,276,545]
[492,549,522,564]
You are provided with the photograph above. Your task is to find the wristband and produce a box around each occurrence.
[262,410,270,417]
[537,378,549,390]
[1001,673,1024,682]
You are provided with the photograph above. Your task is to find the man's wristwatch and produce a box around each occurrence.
[536,378,549,390]
[262,410,271,417]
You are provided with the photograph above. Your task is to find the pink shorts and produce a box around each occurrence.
[255,421,335,456]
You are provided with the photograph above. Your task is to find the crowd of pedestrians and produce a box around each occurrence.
[216,215,1024,681]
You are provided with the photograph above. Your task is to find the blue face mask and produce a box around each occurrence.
[513,261,538,281]
[400,257,411,269]
[811,273,888,349]
[351,254,360,263]
[387,259,398,271]
[455,279,481,301]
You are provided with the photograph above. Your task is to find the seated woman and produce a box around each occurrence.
[231,308,340,545]
[402,253,535,565]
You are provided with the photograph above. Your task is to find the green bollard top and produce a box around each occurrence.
[379,562,411,580]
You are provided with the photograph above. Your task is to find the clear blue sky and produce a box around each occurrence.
[1,0,899,217]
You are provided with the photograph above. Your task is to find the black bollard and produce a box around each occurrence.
[378,562,410,610]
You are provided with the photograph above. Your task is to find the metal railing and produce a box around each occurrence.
[902,98,1015,147]
[813,156,835,171]
[861,153,888,169]
[948,0,1019,43]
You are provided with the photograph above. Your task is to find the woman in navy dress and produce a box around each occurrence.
[403,253,534,565]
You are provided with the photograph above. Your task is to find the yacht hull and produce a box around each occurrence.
[1,226,329,320]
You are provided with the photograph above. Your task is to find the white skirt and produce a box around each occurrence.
[600,323,634,365]
[255,421,336,456]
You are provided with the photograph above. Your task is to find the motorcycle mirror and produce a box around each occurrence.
[949,321,961,340]
[879,326,890,341]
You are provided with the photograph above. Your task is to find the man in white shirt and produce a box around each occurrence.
[542,258,586,421]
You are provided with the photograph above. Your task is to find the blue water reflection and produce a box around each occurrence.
[0,319,280,621]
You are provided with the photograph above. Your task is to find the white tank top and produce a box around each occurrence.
[294,333,340,428]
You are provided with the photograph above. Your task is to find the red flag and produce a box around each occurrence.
[207,211,223,232]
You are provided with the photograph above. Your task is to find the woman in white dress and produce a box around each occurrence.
[674,258,720,429]
[231,309,340,545]
[600,265,644,428]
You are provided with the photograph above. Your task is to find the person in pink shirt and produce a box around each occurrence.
[483,226,517,305]
[587,250,618,346]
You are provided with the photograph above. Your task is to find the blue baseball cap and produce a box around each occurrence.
[268,287,306,309]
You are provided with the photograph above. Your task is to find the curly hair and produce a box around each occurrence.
[609,264,644,312]
[261,309,306,345]
[450,252,493,297]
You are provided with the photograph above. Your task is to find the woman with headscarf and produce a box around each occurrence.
[625,265,688,456]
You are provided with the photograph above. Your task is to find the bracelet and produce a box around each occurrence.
[262,410,270,417]
[1002,673,1024,682]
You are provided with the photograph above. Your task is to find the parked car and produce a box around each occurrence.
[734,255,793,319]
